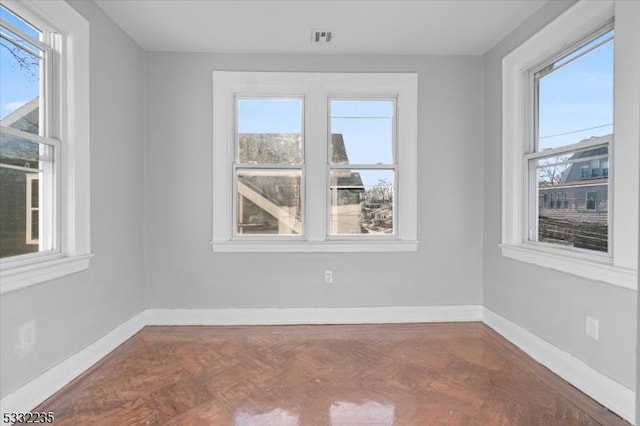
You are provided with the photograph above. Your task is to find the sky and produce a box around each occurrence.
[537,29,613,150]
[237,98,394,187]
[0,5,41,120]
[1,4,613,188]
[234,32,613,189]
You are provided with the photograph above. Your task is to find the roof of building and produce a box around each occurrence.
[557,134,610,185]
[0,98,40,167]
[237,133,364,209]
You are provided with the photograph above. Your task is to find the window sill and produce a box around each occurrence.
[500,243,636,290]
[212,240,419,253]
[0,253,94,294]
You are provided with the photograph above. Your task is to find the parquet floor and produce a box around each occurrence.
[31,323,627,425]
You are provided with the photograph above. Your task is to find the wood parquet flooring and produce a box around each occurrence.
[30,323,627,425]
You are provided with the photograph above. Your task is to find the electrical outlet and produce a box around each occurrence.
[324,270,333,284]
[585,316,599,340]
[17,320,36,359]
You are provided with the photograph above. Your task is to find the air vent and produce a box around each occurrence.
[312,29,332,43]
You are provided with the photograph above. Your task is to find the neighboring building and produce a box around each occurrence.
[0,98,41,258]
[236,133,366,235]
[329,166,366,235]
[537,134,609,251]
[329,133,394,235]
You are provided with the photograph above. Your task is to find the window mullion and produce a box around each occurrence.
[41,142,55,251]
[526,158,538,242]
[305,84,327,242]
[524,137,610,161]
[232,164,304,238]
[235,163,302,170]
[212,71,418,252]
[330,163,397,170]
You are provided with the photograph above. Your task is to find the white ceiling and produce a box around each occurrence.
[95,0,547,56]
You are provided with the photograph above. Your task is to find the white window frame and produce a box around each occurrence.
[233,96,305,239]
[0,0,91,294]
[212,71,418,253]
[327,97,397,238]
[25,173,39,245]
[501,0,638,290]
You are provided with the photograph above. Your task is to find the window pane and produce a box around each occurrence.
[329,169,393,236]
[236,99,302,164]
[1,6,43,135]
[330,100,393,164]
[0,5,41,40]
[535,145,608,252]
[536,30,613,151]
[0,131,40,168]
[0,168,39,257]
[30,205,39,240]
[236,169,301,235]
[0,131,53,258]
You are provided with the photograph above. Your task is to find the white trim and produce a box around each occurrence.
[144,305,482,325]
[0,306,634,424]
[0,0,92,290]
[482,307,635,424]
[211,240,418,253]
[212,71,418,252]
[525,134,611,162]
[0,312,146,416]
[25,173,39,245]
[612,0,640,270]
[501,0,638,289]
[500,244,637,290]
[0,253,94,294]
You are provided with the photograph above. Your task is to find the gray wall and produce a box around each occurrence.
[3,0,635,409]
[144,54,484,309]
[0,0,145,398]
[482,0,636,390]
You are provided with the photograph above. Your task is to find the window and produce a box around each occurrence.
[235,98,303,236]
[213,72,418,252]
[501,0,638,289]
[586,191,597,211]
[329,99,395,236]
[590,160,601,178]
[0,0,90,293]
[0,5,55,259]
[580,164,589,179]
[25,174,39,245]
[530,24,612,253]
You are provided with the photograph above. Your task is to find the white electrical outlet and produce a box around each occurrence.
[585,316,599,340]
[324,270,333,284]
[17,320,36,359]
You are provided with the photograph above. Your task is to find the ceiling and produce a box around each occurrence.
[95,0,547,56]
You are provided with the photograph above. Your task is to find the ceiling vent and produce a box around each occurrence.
[312,29,332,43]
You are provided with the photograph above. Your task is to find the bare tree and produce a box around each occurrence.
[366,179,393,204]
[537,155,570,187]
[1,40,39,80]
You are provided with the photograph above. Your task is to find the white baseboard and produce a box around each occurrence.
[0,312,147,416]
[482,307,635,424]
[145,305,484,325]
[1,305,634,425]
